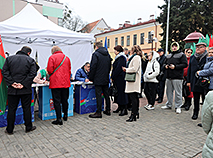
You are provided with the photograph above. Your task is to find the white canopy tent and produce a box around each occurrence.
[0,3,95,75]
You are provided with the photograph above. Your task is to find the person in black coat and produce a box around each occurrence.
[187,42,208,120]
[2,46,38,134]
[111,45,128,116]
[156,48,167,103]
[89,42,112,118]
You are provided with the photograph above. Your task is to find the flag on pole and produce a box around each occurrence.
[104,37,108,50]
[0,35,7,115]
[35,50,38,64]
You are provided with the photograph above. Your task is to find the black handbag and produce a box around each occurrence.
[109,83,118,97]
[182,80,190,97]
[197,77,210,89]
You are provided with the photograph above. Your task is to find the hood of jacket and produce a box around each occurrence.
[150,51,159,63]
[170,42,180,52]
[96,47,109,56]
[207,56,213,62]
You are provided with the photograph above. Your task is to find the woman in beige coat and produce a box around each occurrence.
[122,45,142,122]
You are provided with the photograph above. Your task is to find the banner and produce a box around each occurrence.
[0,35,7,115]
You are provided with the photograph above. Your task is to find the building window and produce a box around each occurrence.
[148,31,152,43]
[108,39,110,48]
[133,34,137,45]
[58,18,63,26]
[115,37,118,46]
[121,36,124,46]
[127,35,130,46]
[140,33,144,45]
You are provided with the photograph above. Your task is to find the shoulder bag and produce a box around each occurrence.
[49,55,66,77]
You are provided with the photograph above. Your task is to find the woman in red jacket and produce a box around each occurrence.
[182,48,193,110]
[47,46,71,125]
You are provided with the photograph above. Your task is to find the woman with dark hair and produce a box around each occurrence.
[111,45,128,116]
[122,45,142,122]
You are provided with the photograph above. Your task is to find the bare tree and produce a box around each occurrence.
[62,5,87,32]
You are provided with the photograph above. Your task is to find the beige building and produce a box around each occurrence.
[95,19,163,59]
[0,0,63,25]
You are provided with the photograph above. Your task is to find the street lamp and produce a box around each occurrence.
[145,30,158,51]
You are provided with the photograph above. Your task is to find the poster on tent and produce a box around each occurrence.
[38,85,74,120]
[0,89,34,128]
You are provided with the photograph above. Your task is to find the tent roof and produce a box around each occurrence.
[0,3,94,46]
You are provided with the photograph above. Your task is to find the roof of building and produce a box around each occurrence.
[95,19,157,37]
[80,19,102,33]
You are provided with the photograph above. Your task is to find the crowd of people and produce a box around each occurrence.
[2,41,213,133]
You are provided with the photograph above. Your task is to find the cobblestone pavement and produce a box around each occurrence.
[0,96,206,158]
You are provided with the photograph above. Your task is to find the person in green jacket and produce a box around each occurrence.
[201,91,213,158]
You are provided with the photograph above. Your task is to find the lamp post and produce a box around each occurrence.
[145,30,158,51]
[165,0,170,54]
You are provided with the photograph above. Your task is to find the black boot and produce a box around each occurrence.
[192,111,198,120]
[113,107,120,113]
[52,119,63,125]
[185,98,192,111]
[126,114,136,122]
[103,110,111,116]
[119,109,128,116]
[136,112,139,119]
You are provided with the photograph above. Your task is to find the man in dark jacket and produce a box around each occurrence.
[156,48,167,103]
[161,42,187,114]
[89,42,111,118]
[187,42,208,120]
[75,62,90,82]
[2,46,37,134]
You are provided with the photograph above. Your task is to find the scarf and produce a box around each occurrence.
[126,54,137,68]
[115,52,127,60]
[194,50,208,62]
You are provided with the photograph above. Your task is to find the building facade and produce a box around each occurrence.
[80,18,110,35]
[0,0,63,25]
[95,19,163,59]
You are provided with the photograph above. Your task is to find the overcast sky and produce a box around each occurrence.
[29,0,166,28]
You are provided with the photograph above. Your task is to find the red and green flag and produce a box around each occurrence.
[0,35,7,115]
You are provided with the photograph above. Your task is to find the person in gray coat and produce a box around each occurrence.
[201,91,213,158]
[197,47,213,95]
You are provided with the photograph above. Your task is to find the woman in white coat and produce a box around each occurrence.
[143,51,160,110]
[122,45,142,122]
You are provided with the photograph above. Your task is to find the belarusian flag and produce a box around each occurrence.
[0,35,7,115]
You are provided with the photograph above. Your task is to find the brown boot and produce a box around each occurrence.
[89,112,102,118]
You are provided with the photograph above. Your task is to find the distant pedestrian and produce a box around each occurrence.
[155,48,167,103]
[187,42,208,120]
[161,42,188,114]
[2,46,38,134]
[182,48,193,111]
[89,42,112,118]
[111,45,128,116]
[144,51,160,110]
[47,46,71,125]
[122,45,142,122]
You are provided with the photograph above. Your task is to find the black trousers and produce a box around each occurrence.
[156,80,166,100]
[144,82,158,106]
[128,92,139,115]
[51,88,69,120]
[95,85,110,113]
[193,92,205,114]
[7,94,32,133]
